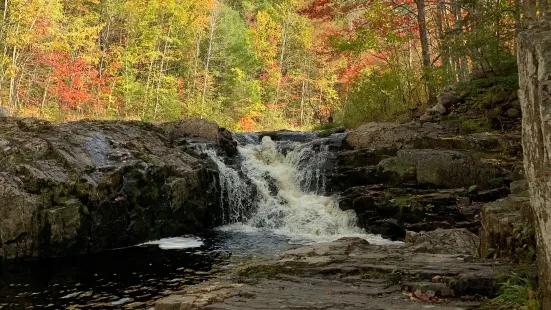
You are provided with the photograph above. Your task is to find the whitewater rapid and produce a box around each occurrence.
[210,135,393,245]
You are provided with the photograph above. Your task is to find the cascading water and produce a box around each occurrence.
[206,133,390,245]
[0,132,390,308]
[203,148,253,224]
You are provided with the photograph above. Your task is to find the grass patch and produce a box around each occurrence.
[490,274,540,310]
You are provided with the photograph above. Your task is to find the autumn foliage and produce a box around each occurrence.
[0,0,525,130]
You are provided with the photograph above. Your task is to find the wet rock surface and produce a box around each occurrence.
[0,118,222,261]
[329,121,522,241]
[156,237,524,310]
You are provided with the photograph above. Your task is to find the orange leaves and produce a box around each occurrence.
[238,117,256,132]
[35,52,113,111]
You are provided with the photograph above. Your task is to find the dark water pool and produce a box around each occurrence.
[0,229,299,309]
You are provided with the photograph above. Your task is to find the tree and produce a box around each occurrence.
[517,16,551,309]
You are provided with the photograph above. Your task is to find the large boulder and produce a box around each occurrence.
[406,228,480,257]
[0,118,219,261]
[346,122,448,150]
[378,149,506,189]
[338,186,481,240]
[345,122,522,156]
[163,118,237,156]
[438,89,461,109]
[479,195,535,260]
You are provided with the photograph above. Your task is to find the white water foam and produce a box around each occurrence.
[215,136,394,245]
[144,237,204,250]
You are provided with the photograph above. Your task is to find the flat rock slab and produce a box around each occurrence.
[156,238,522,310]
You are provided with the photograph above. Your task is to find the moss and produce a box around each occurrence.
[360,268,388,280]
[236,263,302,278]
[456,75,519,99]
[317,129,334,138]
[460,119,492,134]
[312,122,345,131]
[151,184,160,200]
[491,177,505,187]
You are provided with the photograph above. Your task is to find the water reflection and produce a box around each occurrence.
[0,230,301,309]
[0,237,220,309]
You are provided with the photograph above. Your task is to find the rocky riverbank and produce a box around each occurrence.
[156,236,533,310]
[0,112,537,309]
[0,117,232,261]
[155,118,536,309]
[328,121,526,242]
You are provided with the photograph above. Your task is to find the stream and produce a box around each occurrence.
[0,132,393,309]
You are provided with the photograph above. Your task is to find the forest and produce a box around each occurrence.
[0,0,537,131]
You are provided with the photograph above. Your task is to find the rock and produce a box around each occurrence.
[479,195,534,260]
[346,122,449,150]
[491,91,511,105]
[419,113,432,123]
[0,106,8,117]
[0,119,220,261]
[510,179,529,195]
[156,237,522,310]
[378,149,505,189]
[428,103,447,115]
[470,68,495,80]
[345,122,521,156]
[518,16,551,306]
[509,99,521,110]
[259,131,318,142]
[163,118,237,156]
[368,218,406,241]
[338,186,479,240]
[438,91,460,109]
[506,108,520,118]
[406,228,480,257]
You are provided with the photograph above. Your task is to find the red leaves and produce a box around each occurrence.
[35,52,113,111]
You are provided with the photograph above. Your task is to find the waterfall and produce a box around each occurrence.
[204,148,252,224]
[204,133,387,245]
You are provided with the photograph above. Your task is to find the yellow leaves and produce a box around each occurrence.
[5,64,19,78]
[251,10,282,63]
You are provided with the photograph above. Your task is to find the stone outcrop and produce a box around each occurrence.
[345,122,521,155]
[0,118,221,261]
[338,185,483,240]
[330,121,522,240]
[162,118,237,156]
[156,237,524,310]
[346,122,447,150]
[517,16,551,308]
[406,228,480,257]
[379,149,506,189]
[479,195,534,260]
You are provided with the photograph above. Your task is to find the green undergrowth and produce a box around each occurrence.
[460,118,493,133]
[488,274,540,310]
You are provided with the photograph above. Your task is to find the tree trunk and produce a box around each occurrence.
[453,0,468,80]
[275,13,289,107]
[201,8,217,119]
[415,0,436,104]
[300,79,306,126]
[192,32,202,92]
[436,0,450,71]
[154,23,172,121]
[523,0,538,25]
[517,16,551,310]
